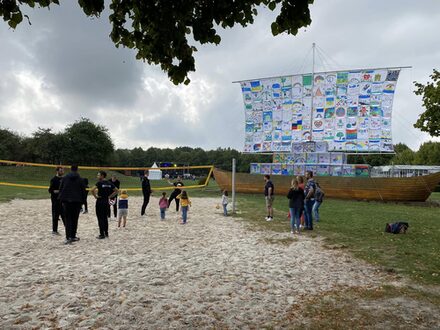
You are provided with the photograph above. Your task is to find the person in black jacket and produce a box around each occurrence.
[287,178,305,234]
[91,170,118,239]
[167,176,184,212]
[109,174,121,218]
[58,165,86,244]
[48,166,65,235]
[141,170,151,216]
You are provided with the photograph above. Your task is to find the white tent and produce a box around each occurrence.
[149,162,162,180]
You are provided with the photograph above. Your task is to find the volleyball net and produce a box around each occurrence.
[0,160,214,192]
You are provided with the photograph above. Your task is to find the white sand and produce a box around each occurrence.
[0,196,389,328]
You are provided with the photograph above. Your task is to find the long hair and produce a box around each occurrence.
[180,190,188,199]
[291,179,299,189]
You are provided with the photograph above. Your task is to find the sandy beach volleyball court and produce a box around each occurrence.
[1,196,390,328]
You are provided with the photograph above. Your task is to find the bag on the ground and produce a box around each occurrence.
[385,222,409,234]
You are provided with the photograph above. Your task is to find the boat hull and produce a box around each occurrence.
[213,168,440,202]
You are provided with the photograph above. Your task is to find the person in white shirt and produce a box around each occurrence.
[221,190,229,216]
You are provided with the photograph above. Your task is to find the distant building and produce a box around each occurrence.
[371,165,440,178]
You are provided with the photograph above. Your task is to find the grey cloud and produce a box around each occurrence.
[0,0,440,152]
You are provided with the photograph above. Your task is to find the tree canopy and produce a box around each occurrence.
[0,0,313,85]
[414,69,440,137]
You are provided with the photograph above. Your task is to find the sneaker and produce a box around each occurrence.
[64,239,72,245]
[266,217,273,222]
[96,235,105,239]
[71,237,80,242]
[290,230,294,234]
[104,233,109,238]
[52,231,61,236]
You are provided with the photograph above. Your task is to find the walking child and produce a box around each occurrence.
[221,190,229,216]
[176,190,191,224]
[117,189,129,228]
[159,192,168,220]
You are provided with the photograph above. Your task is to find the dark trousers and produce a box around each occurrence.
[96,200,109,236]
[304,199,315,230]
[112,197,118,217]
[51,196,65,232]
[83,191,89,212]
[141,194,150,215]
[168,191,180,211]
[63,202,81,240]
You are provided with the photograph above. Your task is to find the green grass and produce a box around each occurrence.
[428,192,440,201]
[0,165,217,201]
[234,193,440,285]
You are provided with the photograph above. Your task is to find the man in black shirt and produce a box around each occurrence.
[91,170,118,239]
[264,174,275,221]
[141,170,151,216]
[109,174,121,218]
[58,165,86,244]
[48,166,65,235]
[167,176,184,212]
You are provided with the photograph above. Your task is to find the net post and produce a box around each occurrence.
[232,158,236,215]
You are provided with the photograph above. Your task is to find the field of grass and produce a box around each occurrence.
[0,165,216,201]
[234,192,440,286]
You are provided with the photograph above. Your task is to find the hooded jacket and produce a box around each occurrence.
[58,172,86,203]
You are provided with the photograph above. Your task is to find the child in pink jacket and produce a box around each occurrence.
[159,192,168,220]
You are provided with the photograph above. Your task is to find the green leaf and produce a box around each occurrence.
[268,2,276,11]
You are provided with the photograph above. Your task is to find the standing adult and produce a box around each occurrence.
[109,174,121,218]
[81,177,89,214]
[263,174,274,221]
[312,182,325,222]
[58,165,86,244]
[304,170,316,230]
[91,171,118,239]
[287,178,304,234]
[48,166,65,235]
[167,176,184,212]
[296,175,305,228]
[141,170,152,216]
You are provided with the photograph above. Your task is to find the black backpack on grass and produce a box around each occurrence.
[385,222,409,234]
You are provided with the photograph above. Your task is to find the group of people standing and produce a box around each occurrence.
[49,166,119,244]
[49,167,193,244]
[263,171,324,234]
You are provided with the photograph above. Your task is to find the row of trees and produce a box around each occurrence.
[0,118,114,166]
[0,118,270,171]
[1,118,439,171]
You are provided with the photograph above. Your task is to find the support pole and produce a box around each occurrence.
[232,158,236,214]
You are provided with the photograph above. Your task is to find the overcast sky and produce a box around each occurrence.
[1,0,439,152]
